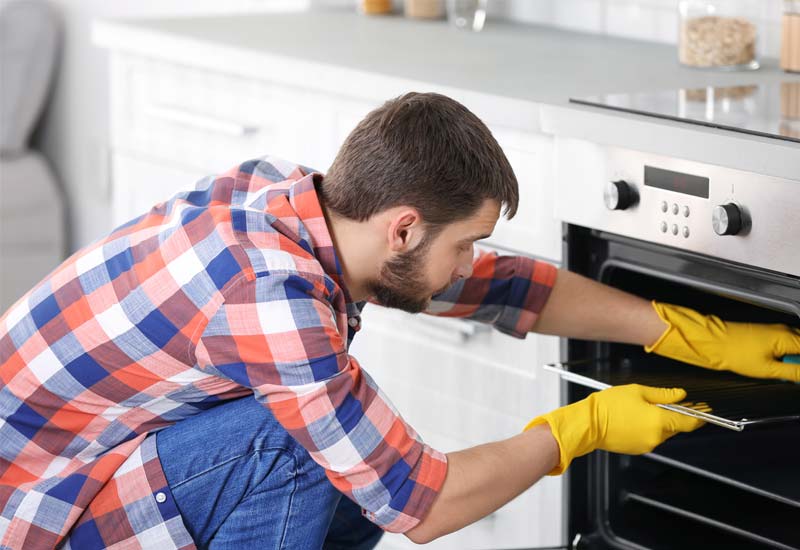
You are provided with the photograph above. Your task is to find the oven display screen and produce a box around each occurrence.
[644,166,709,198]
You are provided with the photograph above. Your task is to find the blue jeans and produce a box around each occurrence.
[155,396,385,550]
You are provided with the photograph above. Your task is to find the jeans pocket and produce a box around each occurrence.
[165,445,298,547]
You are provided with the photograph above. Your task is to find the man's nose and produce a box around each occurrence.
[454,262,473,281]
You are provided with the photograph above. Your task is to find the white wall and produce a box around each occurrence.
[30,0,786,256]
[492,0,785,56]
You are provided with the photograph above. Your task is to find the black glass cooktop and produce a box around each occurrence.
[571,81,800,144]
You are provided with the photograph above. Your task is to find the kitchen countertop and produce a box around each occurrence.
[93,9,799,179]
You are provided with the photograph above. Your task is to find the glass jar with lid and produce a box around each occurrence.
[678,0,761,70]
[358,0,393,15]
[782,0,800,72]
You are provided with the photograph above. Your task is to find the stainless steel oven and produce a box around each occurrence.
[553,138,800,550]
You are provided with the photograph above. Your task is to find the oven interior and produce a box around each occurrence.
[566,226,800,550]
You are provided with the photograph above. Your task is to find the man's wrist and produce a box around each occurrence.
[522,421,560,475]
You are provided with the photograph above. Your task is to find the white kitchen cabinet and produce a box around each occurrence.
[325,97,380,167]
[108,53,337,225]
[488,128,562,263]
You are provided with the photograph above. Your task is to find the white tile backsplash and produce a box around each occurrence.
[652,5,680,44]
[763,20,783,61]
[553,0,607,33]
[489,0,785,58]
[605,0,658,42]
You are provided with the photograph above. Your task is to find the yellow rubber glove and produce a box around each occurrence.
[646,301,800,382]
[524,384,703,475]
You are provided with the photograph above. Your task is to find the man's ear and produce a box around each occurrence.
[387,208,424,252]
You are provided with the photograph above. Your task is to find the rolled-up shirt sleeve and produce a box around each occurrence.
[194,271,447,533]
[425,248,558,338]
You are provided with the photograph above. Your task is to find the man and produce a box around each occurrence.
[1,92,799,549]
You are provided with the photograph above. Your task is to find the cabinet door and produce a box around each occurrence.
[110,151,208,226]
[110,54,335,175]
[488,128,562,263]
[349,297,564,549]
[323,98,381,168]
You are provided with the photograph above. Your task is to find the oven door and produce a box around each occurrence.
[565,225,800,550]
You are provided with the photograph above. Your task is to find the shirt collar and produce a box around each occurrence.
[280,171,360,314]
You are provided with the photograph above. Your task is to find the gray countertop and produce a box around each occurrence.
[115,9,797,105]
[117,11,800,104]
[95,9,799,179]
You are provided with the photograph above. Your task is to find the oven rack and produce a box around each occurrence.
[602,452,800,550]
[543,359,800,431]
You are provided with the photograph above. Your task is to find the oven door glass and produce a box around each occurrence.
[565,230,800,550]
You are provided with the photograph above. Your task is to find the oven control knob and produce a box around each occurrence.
[712,203,743,235]
[604,180,636,211]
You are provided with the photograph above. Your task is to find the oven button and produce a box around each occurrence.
[683,206,690,217]
[683,226,690,238]
[661,201,668,213]
[671,224,679,235]
[712,203,744,236]
[604,180,636,210]
[672,203,679,215]
[660,221,668,233]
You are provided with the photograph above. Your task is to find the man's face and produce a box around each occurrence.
[368,199,501,313]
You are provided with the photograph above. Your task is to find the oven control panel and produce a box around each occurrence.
[608,181,748,240]
[554,138,800,277]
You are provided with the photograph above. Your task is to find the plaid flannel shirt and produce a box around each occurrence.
[0,156,557,549]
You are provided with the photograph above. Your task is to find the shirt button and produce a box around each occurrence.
[155,492,167,503]
[348,318,358,328]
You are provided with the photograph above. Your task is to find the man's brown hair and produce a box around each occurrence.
[319,92,519,229]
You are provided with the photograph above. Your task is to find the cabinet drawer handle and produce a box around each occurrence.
[454,319,492,338]
[416,315,492,340]
[144,104,261,137]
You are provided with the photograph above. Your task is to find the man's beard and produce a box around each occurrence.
[367,232,439,314]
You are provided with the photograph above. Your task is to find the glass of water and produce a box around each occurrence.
[447,0,488,31]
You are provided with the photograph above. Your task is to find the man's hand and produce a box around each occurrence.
[646,301,800,382]
[524,384,704,475]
